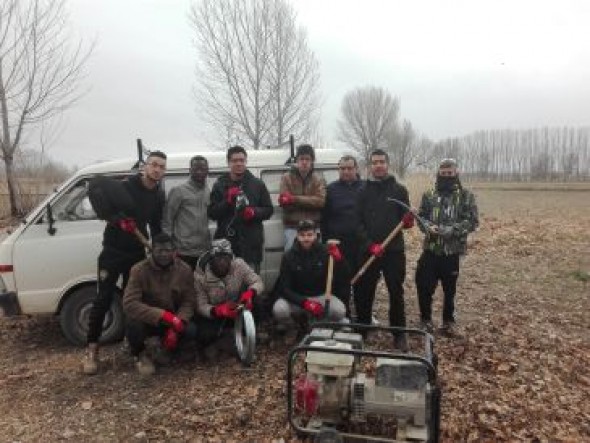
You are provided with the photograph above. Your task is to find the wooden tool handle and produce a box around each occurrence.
[351,220,405,285]
[133,227,152,251]
[324,239,340,318]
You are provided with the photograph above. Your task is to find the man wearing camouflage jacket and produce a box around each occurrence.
[415,158,479,335]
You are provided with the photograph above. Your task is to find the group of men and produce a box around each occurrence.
[82,143,478,376]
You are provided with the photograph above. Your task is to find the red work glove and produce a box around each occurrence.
[116,218,137,234]
[162,328,178,351]
[241,206,256,222]
[402,211,415,229]
[368,243,384,258]
[226,186,241,205]
[278,192,295,207]
[239,289,256,311]
[302,299,324,318]
[212,301,238,319]
[160,310,185,333]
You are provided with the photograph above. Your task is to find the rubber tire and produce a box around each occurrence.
[59,285,125,346]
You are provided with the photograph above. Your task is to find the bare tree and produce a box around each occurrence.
[189,0,321,150]
[387,119,418,178]
[0,0,91,216]
[337,86,399,165]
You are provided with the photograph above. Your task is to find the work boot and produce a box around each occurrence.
[440,321,457,337]
[393,333,409,353]
[420,320,434,334]
[82,343,99,375]
[135,351,156,376]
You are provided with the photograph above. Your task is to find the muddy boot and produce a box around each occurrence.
[82,343,99,375]
[135,351,156,376]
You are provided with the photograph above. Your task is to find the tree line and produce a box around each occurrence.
[429,127,590,181]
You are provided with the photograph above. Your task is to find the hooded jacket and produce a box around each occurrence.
[194,257,264,318]
[208,170,273,264]
[356,175,411,254]
[418,181,479,255]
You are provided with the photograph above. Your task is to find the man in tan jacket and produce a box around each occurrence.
[123,233,196,375]
[278,144,326,250]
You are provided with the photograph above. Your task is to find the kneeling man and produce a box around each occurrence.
[122,233,197,375]
[273,220,348,328]
[194,239,264,355]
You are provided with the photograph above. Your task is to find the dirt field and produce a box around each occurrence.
[1,183,589,442]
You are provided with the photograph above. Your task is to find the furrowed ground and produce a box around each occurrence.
[1,182,589,442]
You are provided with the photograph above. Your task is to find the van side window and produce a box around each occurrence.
[260,169,288,195]
[316,168,339,185]
[51,178,97,222]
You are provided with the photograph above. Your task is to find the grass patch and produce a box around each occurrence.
[570,270,590,283]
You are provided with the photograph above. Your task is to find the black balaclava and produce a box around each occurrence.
[436,175,460,193]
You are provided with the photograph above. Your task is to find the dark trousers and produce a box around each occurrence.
[87,249,144,344]
[194,315,233,348]
[331,233,359,318]
[415,250,460,323]
[126,318,198,356]
[354,250,407,328]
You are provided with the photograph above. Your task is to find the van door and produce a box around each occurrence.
[259,168,289,290]
[12,177,103,314]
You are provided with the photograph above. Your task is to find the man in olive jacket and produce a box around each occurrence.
[123,233,196,375]
[415,158,479,336]
[208,146,273,273]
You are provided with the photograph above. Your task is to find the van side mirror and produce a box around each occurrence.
[46,203,56,236]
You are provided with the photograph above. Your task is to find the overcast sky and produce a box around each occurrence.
[33,0,590,167]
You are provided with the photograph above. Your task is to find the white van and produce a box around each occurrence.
[0,148,350,345]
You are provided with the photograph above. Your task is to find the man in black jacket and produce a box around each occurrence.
[321,155,364,317]
[273,220,347,327]
[83,151,167,375]
[355,149,414,351]
[208,146,273,273]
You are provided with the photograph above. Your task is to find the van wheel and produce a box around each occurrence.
[59,286,125,346]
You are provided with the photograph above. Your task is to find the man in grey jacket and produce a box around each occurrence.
[163,155,211,270]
